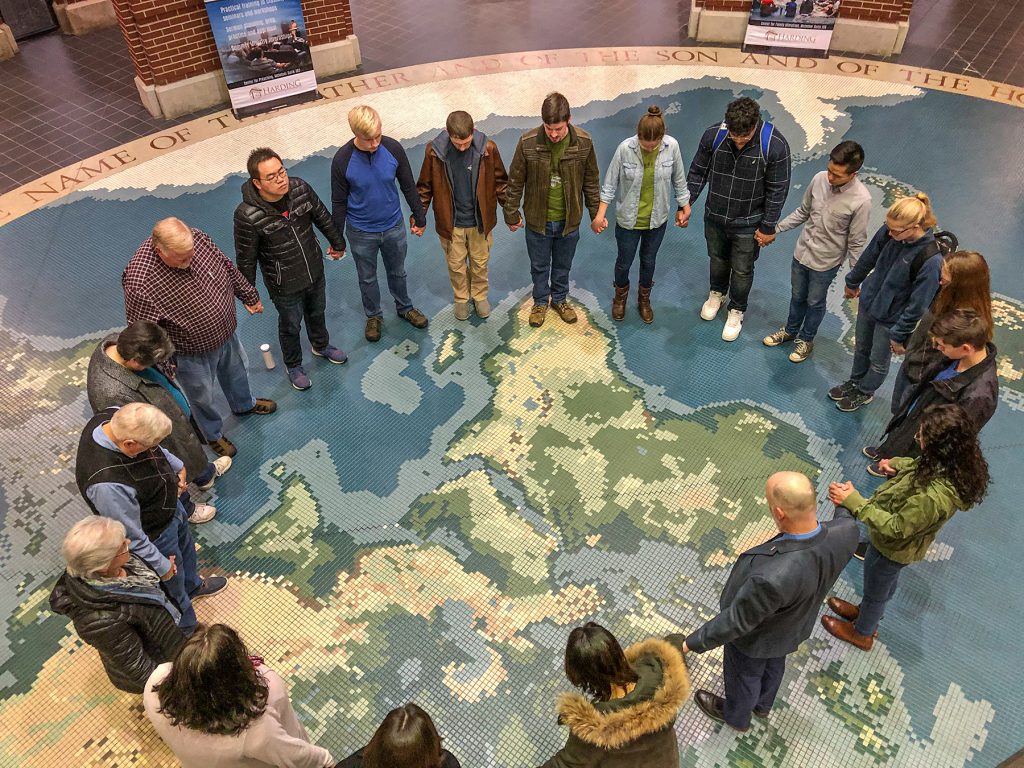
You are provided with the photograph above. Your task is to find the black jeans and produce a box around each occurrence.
[704,220,760,312]
[271,273,329,368]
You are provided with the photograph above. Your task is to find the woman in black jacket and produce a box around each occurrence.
[48,516,186,693]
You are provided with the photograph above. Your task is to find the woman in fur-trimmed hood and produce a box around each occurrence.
[538,623,690,768]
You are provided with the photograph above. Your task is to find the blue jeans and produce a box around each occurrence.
[705,220,760,312]
[347,221,412,318]
[855,543,907,636]
[849,309,895,396]
[151,503,203,634]
[271,273,330,368]
[785,259,841,341]
[723,642,786,730]
[175,333,256,442]
[524,220,580,305]
[614,223,667,288]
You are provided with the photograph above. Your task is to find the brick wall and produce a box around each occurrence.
[696,0,913,22]
[112,0,354,87]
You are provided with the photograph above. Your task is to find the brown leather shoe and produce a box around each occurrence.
[365,316,382,342]
[237,398,277,415]
[828,596,860,622]
[208,436,237,458]
[552,301,578,324]
[821,615,875,651]
[529,303,548,327]
[400,307,429,329]
[611,284,629,321]
[638,284,654,324]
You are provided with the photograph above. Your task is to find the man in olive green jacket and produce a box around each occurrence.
[504,92,600,329]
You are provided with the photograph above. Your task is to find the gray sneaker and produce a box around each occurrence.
[763,328,796,347]
[789,339,813,363]
[191,575,227,600]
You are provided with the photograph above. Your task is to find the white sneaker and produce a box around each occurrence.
[188,504,217,524]
[700,291,726,320]
[722,309,744,341]
[196,456,232,491]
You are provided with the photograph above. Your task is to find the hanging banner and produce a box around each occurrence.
[205,0,319,118]
[743,0,841,58]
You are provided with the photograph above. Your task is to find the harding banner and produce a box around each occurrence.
[206,0,319,118]
[743,0,841,58]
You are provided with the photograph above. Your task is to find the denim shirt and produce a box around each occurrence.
[600,135,690,229]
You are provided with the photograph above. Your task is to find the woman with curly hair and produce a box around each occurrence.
[143,623,334,768]
[822,404,989,651]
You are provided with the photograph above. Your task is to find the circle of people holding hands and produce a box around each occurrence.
[50,91,999,767]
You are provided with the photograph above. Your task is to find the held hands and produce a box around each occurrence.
[844,285,861,300]
[409,216,425,237]
[676,204,691,228]
[591,217,609,235]
[161,555,177,581]
[890,340,907,355]
[754,229,776,247]
[245,299,264,315]
[507,213,524,232]
[177,467,187,495]
[327,246,345,260]
[828,480,856,506]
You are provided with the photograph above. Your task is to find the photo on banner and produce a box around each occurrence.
[743,0,841,58]
[205,0,319,118]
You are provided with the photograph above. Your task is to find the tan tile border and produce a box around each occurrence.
[2,45,1022,227]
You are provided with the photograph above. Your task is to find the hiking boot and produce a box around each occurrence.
[828,381,858,401]
[208,436,237,458]
[611,283,629,321]
[637,284,654,324]
[313,345,348,364]
[238,398,277,415]
[400,307,429,328]
[529,303,548,327]
[722,309,744,341]
[287,366,311,391]
[188,503,217,524]
[789,339,813,363]
[475,298,491,318]
[365,316,382,342]
[196,456,232,491]
[700,290,725,320]
[763,328,796,347]
[836,390,874,412]
[454,301,470,321]
[191,575,227,600]
[552,301,578,324]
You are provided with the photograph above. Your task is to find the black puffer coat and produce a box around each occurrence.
[233,176,344,297]
[48,571,186,693]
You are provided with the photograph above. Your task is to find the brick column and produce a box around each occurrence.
[112,0,359,118]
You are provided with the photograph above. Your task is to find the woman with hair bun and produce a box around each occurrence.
[593,105,691,324]
[335,703,460,768]
[830,192,944,412]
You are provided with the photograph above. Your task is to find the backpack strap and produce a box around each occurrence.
[908,240,941,282]
[711,122,729,153]
[759,121,775,163]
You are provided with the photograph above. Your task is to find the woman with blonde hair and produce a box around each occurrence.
[889,250,992,412]
[829,192,943,412]
[592,105,691,324]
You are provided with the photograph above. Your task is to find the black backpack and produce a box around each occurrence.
[909,229,959,281]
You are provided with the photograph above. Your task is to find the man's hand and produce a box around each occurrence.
[828,480,856,506]
[876,458,898,477]
[844,285,860,299]
[591,217,608,235]
[890,340,906,355]
[676,204,691,228]
[177,467,187,495]
[508,213,524,232]
[410,216,425,237]
[327,246,345,260]
[245,299,264,315]
[754,230,776,247]
[161,555,177,581]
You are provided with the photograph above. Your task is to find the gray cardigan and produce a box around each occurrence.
[86,334,209,481]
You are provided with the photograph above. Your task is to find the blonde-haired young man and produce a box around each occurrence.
[331,105,429,342]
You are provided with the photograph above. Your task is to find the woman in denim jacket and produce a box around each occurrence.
[592,106,691,324]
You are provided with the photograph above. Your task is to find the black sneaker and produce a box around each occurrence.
[853,542,868,561]
[836,390,874,412]
[191,575,227,600]
[862,445,882,461]
[828,381,858,401]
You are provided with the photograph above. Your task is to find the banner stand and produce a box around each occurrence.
[742,0,841,59]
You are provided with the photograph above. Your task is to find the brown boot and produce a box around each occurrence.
[611,284,629,321]
[637,284,654,324]
[827,596,860,621]
[821,615,875,651]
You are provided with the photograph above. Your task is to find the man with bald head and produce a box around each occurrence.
[669,471,858,732]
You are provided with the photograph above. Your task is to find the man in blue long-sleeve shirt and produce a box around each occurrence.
[75,403,226,635]
[687,97,792,341]
[331,104,429,343]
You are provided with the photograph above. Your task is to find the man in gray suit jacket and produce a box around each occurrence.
[671,471,858,732]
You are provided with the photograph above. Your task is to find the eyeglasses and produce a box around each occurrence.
[887,223,915,236]
[262,167,288,183]
[116,539,131,557]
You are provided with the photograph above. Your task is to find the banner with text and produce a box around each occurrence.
[205,0,318,118]
[743,0,840,58]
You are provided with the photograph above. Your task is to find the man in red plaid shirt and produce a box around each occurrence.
[123,217,277,457]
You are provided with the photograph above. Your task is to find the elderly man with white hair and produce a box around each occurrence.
[75,402,226,636]
[49,516,186,692]
[123,217,277,459]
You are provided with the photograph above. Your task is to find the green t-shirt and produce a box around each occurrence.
[546,134,569,223]
[634,146,660,230]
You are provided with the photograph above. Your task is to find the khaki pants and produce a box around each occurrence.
[440,227,492,303]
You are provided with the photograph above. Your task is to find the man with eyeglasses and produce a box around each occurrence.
[687,96,792,341]
[234,147,347,391]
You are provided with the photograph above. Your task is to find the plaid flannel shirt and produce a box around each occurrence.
[122,229,259,356]
[686,121,792,234]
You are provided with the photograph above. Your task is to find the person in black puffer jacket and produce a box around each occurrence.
[48,516,186,694]
[234,147,347,391]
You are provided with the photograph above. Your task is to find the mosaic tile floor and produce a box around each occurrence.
[0,57,1022,767]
